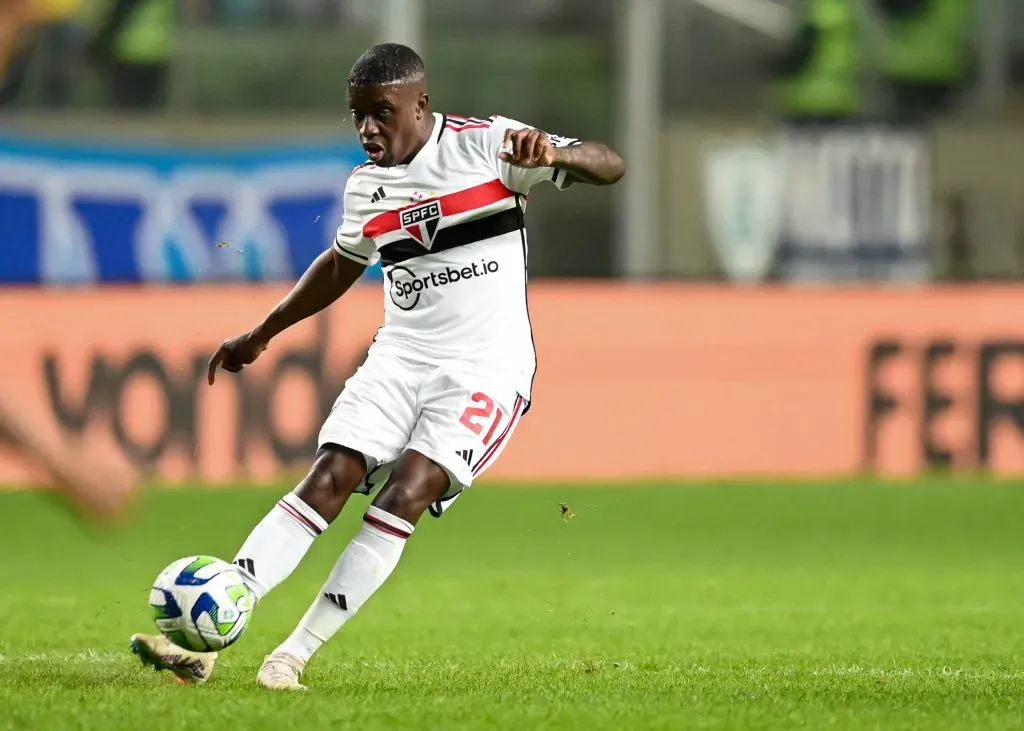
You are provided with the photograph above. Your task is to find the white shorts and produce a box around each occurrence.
[318,350,528,515]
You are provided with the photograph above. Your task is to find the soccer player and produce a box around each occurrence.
[130,42,624,690]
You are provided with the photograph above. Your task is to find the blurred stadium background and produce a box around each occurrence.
[3,0,1023,480]
[2,2,1024,729]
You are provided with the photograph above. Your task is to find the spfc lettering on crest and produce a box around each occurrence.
[400,200,443,248]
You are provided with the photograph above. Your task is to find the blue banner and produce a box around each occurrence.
[0,134,380,284]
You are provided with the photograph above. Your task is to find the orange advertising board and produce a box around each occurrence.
[2,283,1024,485]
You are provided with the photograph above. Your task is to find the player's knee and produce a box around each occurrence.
[373,479,434,524]
[373,456,451,525]
[295,446,366,523]
[370,452,446,520]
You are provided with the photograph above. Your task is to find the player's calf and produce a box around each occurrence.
[264,451,444,686]
[270,505,415,674]
[231,446,366,600]
[292,445,368,523]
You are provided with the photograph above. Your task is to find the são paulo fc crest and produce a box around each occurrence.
[400,200,443,248]
[702,139,783,283]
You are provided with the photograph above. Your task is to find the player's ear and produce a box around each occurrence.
[416,93,429,119]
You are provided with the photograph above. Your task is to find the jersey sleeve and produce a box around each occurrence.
[332,173,379,267]
[486,116,582,195]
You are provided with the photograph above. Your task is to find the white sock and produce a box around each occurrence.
[232,492,329,600]
[277,506,413,663]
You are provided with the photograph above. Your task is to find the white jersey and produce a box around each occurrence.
[333,113,579,401]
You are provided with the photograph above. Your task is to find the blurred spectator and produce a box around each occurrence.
[772,0,861,124]
[0,0,83,108]
[876,0,972,122]
[87,0,172,110]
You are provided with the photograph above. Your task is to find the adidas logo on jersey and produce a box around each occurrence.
[456,449,474,467]
[370,186,387,203]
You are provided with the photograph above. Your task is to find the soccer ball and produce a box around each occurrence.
[149,555,255,653]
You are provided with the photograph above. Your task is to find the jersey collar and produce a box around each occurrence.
[404,113,442,173]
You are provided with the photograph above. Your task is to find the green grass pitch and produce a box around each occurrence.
[0,479,1022,730]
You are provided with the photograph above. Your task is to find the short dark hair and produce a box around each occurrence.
[348,43,425,86]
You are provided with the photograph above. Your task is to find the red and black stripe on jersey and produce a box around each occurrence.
[363,178,523,267]
[374,209,521,267]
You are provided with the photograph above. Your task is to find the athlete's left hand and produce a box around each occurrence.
[499,128,557,169]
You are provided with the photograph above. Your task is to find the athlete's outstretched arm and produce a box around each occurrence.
[207,249,364,384]
[500,127,625,186]
[549,142,625,186]
[255,248,364,341]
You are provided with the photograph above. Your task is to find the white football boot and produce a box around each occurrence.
[256,651,307,691]
[129,633,218,685]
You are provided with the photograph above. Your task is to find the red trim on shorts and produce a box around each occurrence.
[472,395,525,476]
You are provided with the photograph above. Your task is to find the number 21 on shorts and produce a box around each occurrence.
[459,392,505,445]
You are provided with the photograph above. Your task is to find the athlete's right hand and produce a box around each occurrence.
[207,331,269,384]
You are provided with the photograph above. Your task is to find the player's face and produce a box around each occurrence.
[348,82,429,167]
